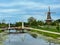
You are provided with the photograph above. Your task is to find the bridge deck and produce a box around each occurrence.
[0,27,31,30]
[8,32,27,34]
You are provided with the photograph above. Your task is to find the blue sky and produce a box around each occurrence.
[0,0,60,23]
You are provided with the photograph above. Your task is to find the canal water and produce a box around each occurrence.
[0,30,60,45]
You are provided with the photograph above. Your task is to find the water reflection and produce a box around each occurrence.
[30,33,37,38]
[39,35,60,45]
[0,30,60,45]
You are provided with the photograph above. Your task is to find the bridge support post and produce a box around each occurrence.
[9,29,10,33]
[22,29,24,33]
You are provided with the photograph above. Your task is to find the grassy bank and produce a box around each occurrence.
[30,30,60,39]
[31,26,60,32]
[0,30,4,33]
[0,30,7,45]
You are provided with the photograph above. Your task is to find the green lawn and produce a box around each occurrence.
[31,26,60,32]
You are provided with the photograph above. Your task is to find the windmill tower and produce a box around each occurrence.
[46,6,53,24]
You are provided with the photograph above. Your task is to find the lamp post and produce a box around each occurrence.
[22,21,24,29]
[21,17,25,33]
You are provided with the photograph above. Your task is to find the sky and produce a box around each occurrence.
[0,0,60,23]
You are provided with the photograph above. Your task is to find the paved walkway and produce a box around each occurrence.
[29,28,60,35]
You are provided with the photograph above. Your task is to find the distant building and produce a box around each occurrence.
[46,6,52,24]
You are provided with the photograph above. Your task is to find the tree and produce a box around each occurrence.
[28,17,37,26]
[56,19,60,23]
[37,20,44,26]
[0,23,7,28]
[51,21,56,26]
[15,22,22,27]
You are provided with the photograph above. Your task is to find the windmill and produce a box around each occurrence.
[46,6,55,25]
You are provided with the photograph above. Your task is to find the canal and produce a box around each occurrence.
[0,30,60,45]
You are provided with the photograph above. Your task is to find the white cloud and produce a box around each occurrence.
[0,9,20,13]
[0,1,60,15]
[0,1,60,9]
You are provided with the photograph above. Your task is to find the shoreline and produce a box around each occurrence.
[29,28,60,39]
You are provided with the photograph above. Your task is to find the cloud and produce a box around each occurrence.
[0,9,20,13]
[0,8,27,14]
[0,1,60,16]
[0,1,60,9]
